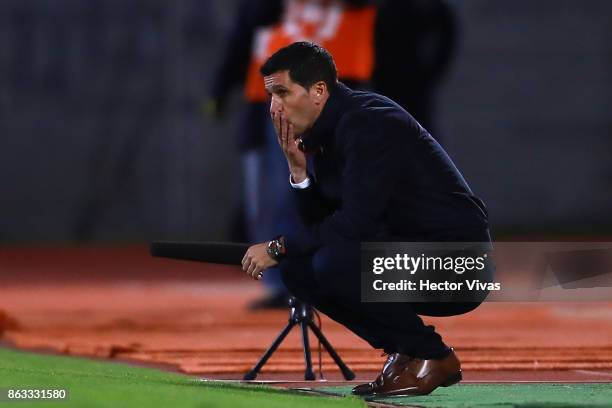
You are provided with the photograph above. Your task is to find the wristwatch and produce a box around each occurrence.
[267,236,286,261]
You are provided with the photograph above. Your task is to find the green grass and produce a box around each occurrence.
[0,348,365,408]
[4,347,612,408]
[319,384,612,407]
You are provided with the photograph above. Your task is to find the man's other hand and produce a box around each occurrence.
[242,242,278,280]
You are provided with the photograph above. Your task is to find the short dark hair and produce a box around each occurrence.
[260,41,337,90]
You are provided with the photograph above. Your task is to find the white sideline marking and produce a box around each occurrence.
[574,370,612,378]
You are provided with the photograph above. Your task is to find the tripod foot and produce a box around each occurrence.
[243,371,258,381]
[341,366,356,381]
[307,320,354,380]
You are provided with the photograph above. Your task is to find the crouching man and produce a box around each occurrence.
[242,42,491,397]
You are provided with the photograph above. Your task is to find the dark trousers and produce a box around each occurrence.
[279,242,483,359]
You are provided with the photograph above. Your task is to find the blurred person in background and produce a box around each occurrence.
[373,0,458,142]
[207,0,376,309]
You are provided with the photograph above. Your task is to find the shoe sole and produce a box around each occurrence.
[364,370,463,397]
[441,370,463,387]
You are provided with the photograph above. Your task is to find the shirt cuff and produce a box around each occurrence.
[290,174,311,189]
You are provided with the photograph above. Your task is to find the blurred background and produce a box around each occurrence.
[1,0,611,244]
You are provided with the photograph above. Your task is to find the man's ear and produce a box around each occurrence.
[312,81,328,104]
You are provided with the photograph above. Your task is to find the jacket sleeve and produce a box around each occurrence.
[283,114,400,256]
[291,176,336,225]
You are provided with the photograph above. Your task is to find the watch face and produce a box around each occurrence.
[268,240,281,258]
[273,242,282,257]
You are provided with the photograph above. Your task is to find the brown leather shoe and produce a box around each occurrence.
[352,348,462,397]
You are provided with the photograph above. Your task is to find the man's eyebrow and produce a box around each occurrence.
[267,85,288,93]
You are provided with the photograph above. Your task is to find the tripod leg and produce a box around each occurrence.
[244,321,295,380]
[308,321,355,380]
[300,321,316,381]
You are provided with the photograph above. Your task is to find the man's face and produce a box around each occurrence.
[264,70,326,136]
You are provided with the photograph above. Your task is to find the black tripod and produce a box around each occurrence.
[244,297,355,381]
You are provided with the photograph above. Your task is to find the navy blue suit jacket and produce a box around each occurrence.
[283,83,489,256]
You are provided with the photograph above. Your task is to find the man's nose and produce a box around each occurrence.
[270,96,283,115]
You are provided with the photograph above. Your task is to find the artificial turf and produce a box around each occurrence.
[0,348,365,408]
[3,347,612,408]
[318,383,612,407]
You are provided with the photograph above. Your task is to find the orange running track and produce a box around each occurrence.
[2,246,612,383]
